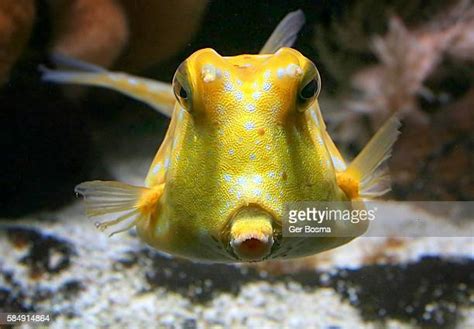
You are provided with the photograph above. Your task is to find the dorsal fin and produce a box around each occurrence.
[259,10,306,54]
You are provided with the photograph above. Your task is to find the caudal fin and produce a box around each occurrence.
[337,116,401,199]
[75,180,163,236]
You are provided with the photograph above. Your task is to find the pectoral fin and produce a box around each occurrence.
[40,54,175,117]
[337,116,401,199]
[75,180,164,236]
[259,10,305,54]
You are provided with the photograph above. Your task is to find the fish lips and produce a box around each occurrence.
[224,205,277,262]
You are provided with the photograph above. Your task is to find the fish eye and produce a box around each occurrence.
[297,69,321,112]
[172,76,191,110]
[173,80,188,100]
[299,78,320,100]
[177,83,188,99]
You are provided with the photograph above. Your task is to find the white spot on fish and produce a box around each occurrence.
[263,81,272,91]
[310,109,319,126]
[229,149,235,156]
[252,91,262,100]
[223,174,232,182]
[152,163,162,174]
[202,64,218,82]
[268,171,276,178]
[146,84,161,92]
[253,189,262,196]
[277,68,285,79]
[265,144,271,151]
[236,79,243,86]
[235,91,243,101]
[253,175,263,184]
[286,63,303,77]
[178,109,185,121]
[246,104,256,113]
[249,153,256,160]
[244,121,256,130]
[164,157,170,168]
[317,134,324,146]
[263,70,271,79]
[224,81,233,92]
[110,74,121,82]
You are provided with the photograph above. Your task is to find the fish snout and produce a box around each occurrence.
[227,207,275,262]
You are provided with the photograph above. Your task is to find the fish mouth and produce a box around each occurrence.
[223,206,278,262]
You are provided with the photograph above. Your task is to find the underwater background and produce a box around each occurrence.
[0,0,473,328]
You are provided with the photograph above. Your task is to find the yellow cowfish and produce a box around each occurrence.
[42,10,400,263]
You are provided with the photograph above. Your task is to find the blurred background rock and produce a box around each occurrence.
[0,0,472,212]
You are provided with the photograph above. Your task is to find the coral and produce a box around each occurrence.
[349,0,474,126]
[324,0,474,201]
[313,0,451,88]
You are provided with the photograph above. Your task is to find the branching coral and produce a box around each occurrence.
[349,0,474,127]
[318,0,473,200]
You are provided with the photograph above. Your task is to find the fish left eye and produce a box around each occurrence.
[299,78,319,100]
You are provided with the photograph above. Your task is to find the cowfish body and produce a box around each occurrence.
[137,48,352,262]
[45,10,399,263]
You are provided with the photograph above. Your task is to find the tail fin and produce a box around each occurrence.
[40,54,175,117]
[75,180,163,236]
[337,116,401,199]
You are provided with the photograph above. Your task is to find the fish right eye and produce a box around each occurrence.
[300,79,318,99]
